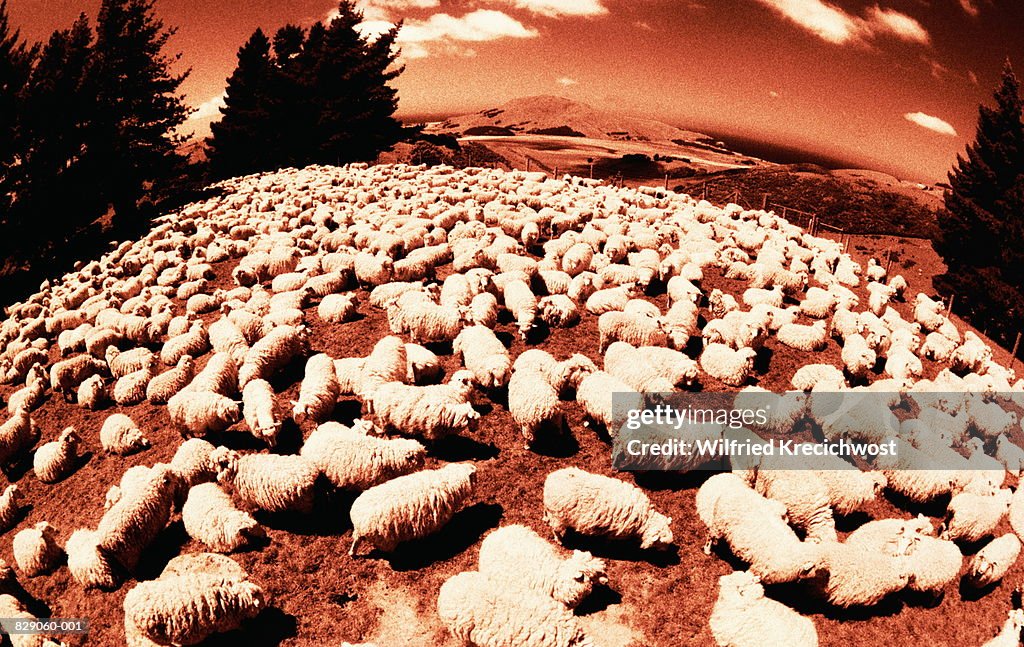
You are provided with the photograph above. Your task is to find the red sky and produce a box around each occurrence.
[8,0,1024,182]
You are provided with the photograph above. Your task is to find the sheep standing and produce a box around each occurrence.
[700,343,757,387]
[710,570,818,647]
[237,324,310,387]
[66,528,118,590]
[967,533,1021,588]
[503,279,538,339]
[167,391,241,436]
[776,321,828,352]
[100,413,150,455]
[33,427,80,483]
[318,293,358,323]
[364,371,478,441]
[598,311,668,353]
[437,571,594,647]
[300,421,425,490]
[146,355,196,404]
[478,524,607,608]
[12,521,63,577]
[292,353,340,427]
[349,463,477,555]
[112,355,158,405]
[543,468,673,550]
[182,483,264,553]
[212,448,318,513]
[96,464,181,569]
[242,379,282,447]
[508,366,563,447]
[454,325,511,389]
[357,335,407,398]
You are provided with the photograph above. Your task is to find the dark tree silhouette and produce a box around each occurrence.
[206,28,275,179]
[87,0,189,226]
[0,0,36,221]
[935,60,1024,349]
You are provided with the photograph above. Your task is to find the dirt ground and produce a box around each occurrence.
[0,193,1022,647]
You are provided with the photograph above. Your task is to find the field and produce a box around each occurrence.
[0,163,1022,646]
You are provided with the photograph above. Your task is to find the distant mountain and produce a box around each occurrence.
[426,95,710,143]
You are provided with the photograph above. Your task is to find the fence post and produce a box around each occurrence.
[526,158,531,172]
[589,162,594,179]
[664,173,669,190]
[762,193,768,210]
[1011,332,1022,370]
[702,183,707,200]
[554,166,558,178]
[781,206,788,221]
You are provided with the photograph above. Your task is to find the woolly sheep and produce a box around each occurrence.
[941,486,1011,543]
[349,463,477,555]
[123,553,266,646]
[66,528,118,590]
[170,438,218,489]
[167,391,241,437]
[575,370,640,432]
[967,533,1021,588]
[0,485,24,532]
[97,464,181,569]
[241,379,281,447]
[904,535,963,595]
[358,335,407,398]
[700,343,757,387]
[0,593,67,647]
[634,346,699,387]
[983,609,1024,647]
[112,355,158,405]
[300,420,425,490]
[209,317,250,366]
[106,346,154,379]
[187,352,239,397]
[742,285,783,308]
[467,291,499,328]
[212,447,318,513]
[503,278,539,339]
[437,571,594,647]
[292,353,340,427]
[6,365,47,414]
[146,355,195,405]
[100,413,150,455]
[752,468,837,542]
[160,321,209,366]
[317,293,358,324]
[12,521,62,577]
[814,541,910,608]
[478,524,607,609]
[840,333,876,379]
[182,482,263,553]
[710,570,818,647]
[404,343,442,385]
[50,354,107,398]
[790,364,845,392]
[538,294,581,328]
[237,324,310,387]
[508,365,563,448]
[585,284,635,315]
[543,467,673,550]
[33,426,80,483]
[776,321,828,352]
[603,342,675,392]
[598,311,668,353]
[364,371,478,441]
[454,325,511,388]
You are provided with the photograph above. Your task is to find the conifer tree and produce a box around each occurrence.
[0,0,36,219]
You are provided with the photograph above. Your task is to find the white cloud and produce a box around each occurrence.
[769,90,780,98]
[633,20,654,30]
[356,19,397,40]
[556,77,578,86]
[189,93,226,121]
[904,111,957,136]
[958,0,979,17]
[864,6,929,44]
[399,10,539,43]
[750,0,930,46]
[502,0,607,17]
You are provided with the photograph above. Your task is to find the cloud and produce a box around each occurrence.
[750,0,930,46]
[968,70,979,85]
[188,93,226,121]
[864,6,929,44]
[556,77,578,86]
[958,0,979,16]
[633,20,654,30]
[904,111,957,136]
[502,0,607,17]
[769,90,780,98]
[921,56,949,80]
[399,10,539,43]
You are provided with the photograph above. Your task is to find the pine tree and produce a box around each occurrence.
[207,28,274,179]
[87,0,189,225]
[0,0,36,217]
[935,60,1024,349]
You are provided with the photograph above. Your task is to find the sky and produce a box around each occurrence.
[7,0,1024,182]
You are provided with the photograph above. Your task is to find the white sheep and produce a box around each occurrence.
[454,325,511,388]
[815,541,910,608]
[634,346,699,387]
[212,447,318,514]
[167,391,241,436]
[840,333,876,379]
[904,534,963,596]
[437,571,594,647]
[237,324,310,387]
[0,485,24,532]
[790,364,845,391]
[100,413,150,455]
[941,486,1011,543]
[776,320,828,352]
[146,355,196,404]
[96,464,181,569]
[543,467,673,550]
[598,310,668,353]
[503,278,539,339]
[467,291,499,328]
[112,355,158,405]
[478,524,607,609]
[241,379,281,447]
[66,528,118,590]
[123,553,266,646]
[700,343,757,387]
[12,521,62,577]
[709,570,818,647]
[364,371,478,441]
[538,294,581,328]
[300,420,425,490]
[585,284,635,315]
[349,463,477,555]
[292,353,340,427]
[187,351,239,397]
[358,335,407,398]
[752,468,837,542]
[33,426,80,483]
[508,366,563,448]
[404,343,442,385]
[0,593,69,647]
[967,533,1021,588]
[318,293,358,323]
[603,342,675,392]
[182,482,264,553]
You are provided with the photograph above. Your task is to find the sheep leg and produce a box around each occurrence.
[349,535,364,557]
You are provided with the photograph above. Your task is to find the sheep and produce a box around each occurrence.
[146,355,196,404]
[904,534,963,596]
[538,294,581,328]
[598,310,668,353]
[437,571,594,647]
[709,570,818,647]
[561,242,594,277]
[866,281,897,315]
[508,365,564,448]
[300,420,425,490]
[742,285,784,308]
[467,291,499,328]
[349,463,477,555]
[0,485,24,532]
[66,528,118,590]
[100,413,150,455]
[884,343,923,382]
[503,278,538,339]
[364,371,478,441]
[160,321,209,366]
[318,293,358,323]
[212,447,318,513]
[112,355,158,405]
[237,324,310,387]
[122,553,266,646]
[454,325,511,389]
[292,353,340,427]
[50,354,107,398]
[920,331,958,362]
[241,379,281,447]
[814,541,910,608]
[840,333,876,379]
[106,346,155,379]
[951,330,993,373]
[603,342,675,392]
[751,468,837,542]
[700,343,757,387]
[182,482,264,553]
[790,364,845,392]
[167,391,242,437]
[967,533,1021,588]
[586,284,635,315]
[32,426,80,483]
[696,473,822,585]
[574,370,641,432]
[6,365,47,414]
[12,521,62,577]
[404,343,442,385]
[477,524,607,609]
[543,467,673,550]
[634,346,699,387]
[0,593,69,647]
[799,288,837,320]
[941,486,1011,543]
[357,335,408,398]
[392,298,465,343]
[702,313,767,351]
[353,252,394,287]
[209,317,250,366]
[776,320,828,352]
[567,273,599,303]
[663,300,700,349]
[708,288,740,319]
[187,352,239,397]
[96,464,182,569]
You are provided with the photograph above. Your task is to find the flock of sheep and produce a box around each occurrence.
[0,161,1023,645]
